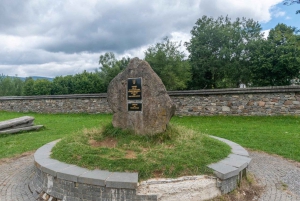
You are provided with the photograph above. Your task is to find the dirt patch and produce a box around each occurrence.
[0,151,35,165]
[153,170,164,178]
[125,150,137,159]
[89,137,117,148]
[210,173,264,201]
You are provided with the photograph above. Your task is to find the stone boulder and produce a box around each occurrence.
[107,58,176,135]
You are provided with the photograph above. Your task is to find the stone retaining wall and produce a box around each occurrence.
[32,140,157,201]
[1,86,300,116]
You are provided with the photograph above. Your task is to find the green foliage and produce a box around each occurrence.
[250,24,300,86]
[0,75,24,96]
[51,75,74,95]
[32,79,53,95]
[97,52,130,91]
[72,71,103,94]
[145,37,191,90]
[186,15,263,89]
[23,77,35,96]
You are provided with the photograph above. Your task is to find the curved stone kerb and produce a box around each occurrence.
[207,136,252,180]
[34,140,138,189]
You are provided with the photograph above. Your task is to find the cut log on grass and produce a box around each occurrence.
[0,116,44,135]
[0,125,44,135]
[0,116,35,131]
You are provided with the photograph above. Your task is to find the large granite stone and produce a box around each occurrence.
[107,58,176,135]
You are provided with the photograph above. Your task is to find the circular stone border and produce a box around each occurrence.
[30,136,251,200]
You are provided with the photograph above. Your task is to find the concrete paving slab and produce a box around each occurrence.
[41,161,73,177]
[35,157,60,168]
[57,165,89,182]
[78,170,112,186]
[106,172,138,189]
[220,154,252,168]
[208,162,239,180]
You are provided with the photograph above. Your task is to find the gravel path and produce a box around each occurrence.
[0,151,300,201]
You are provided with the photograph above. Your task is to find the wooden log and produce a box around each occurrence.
[0,125,44,134]
[0,116,35,131]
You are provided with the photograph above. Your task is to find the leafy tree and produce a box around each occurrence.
[32,79,53,95]
[250,23,300,86]
[144,37,191,90]
[51,75,74,95]
[185,15,263,89]
[0,75,24,96]
[72,71,103,94]
[23,77,35,95]
[283,0,300,14]
[97,52,130,92]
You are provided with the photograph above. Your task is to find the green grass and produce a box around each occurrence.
[51,123,231,180]
[171,116,300,162]
[1,111,300,176]
[0,111,111,159]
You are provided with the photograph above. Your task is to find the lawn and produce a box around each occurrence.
[1,111,299,163]
[0,111,111,159]
[171,115,300,162]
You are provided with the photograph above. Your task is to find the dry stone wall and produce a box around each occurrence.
[1,86,300,116]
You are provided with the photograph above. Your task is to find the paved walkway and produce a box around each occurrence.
[0,151,299,201]
[248,151,300,201]
[0,155,36,201]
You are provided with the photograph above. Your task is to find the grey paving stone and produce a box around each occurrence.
[41,161,73,177]
[34,143,54,158]
[35,157,60,168]
[208,162,239,180]
[220,154,252,168]
[57,165,89,182]
[231,146,249,157]
[106,172,138,189]
[78,169,112,186]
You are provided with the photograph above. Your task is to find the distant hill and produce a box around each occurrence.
[6,76,54,81]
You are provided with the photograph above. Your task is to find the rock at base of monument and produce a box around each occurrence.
[0,125,44,135]
[0,116,35,131]
[107,58,176,135]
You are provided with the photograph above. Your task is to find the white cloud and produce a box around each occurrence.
[274,11,286,17]
[262,29,271,39]
[0,0,285,77]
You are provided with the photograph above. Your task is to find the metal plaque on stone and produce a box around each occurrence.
[127,78,142,112]
[127,78,142,100]
[128,103,142,111]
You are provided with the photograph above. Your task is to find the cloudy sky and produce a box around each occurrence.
[0,0,299,78]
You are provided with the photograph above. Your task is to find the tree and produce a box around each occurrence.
[32,79,53,95]
[144,37,191,90]
[23,77,35,95]
[72,71,103,94]
[283,0,300,14]
[97,52,130,92]
[186,16,263,89]
[0,75,24,96]
[250,23,300,86]
[51,75,74,95]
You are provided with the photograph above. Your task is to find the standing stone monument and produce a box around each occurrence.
[107,58,176,135]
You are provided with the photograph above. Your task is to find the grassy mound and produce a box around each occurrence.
[51,123,231,180]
